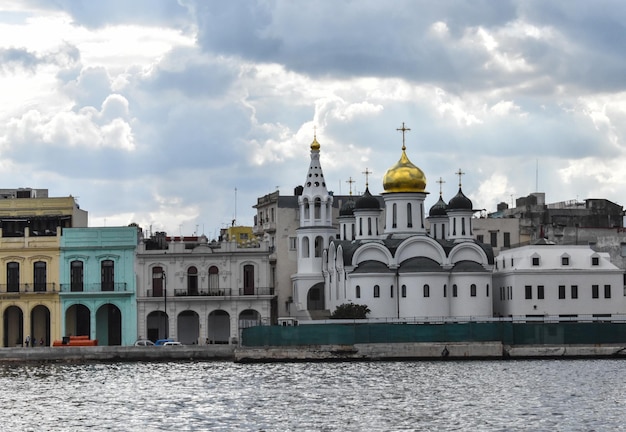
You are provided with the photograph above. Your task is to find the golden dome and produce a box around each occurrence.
[382,146,427,193]
[310,136,320,151]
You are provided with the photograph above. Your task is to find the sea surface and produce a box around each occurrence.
[1,359,625,431]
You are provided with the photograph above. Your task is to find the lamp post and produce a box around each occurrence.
[162,271,168,339]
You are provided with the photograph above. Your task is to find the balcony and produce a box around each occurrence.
[59,282,128,293]
[0,283,57,294]
[145,287,275,298]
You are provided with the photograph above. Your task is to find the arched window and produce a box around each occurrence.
[452,218,457,236]
[355,285,361,299]
[314,236,323,257]
[314,198,322,219]
[359,218,363,236]
[392,203,397,228]
[187,266,198,296]
[423,284,430,298]
[401,285,407,298]
[302,237,310,258]
[462,218,466,235]
[443,284,447,297]
[368,218,372,236]
[452,284,458,297]
[7,262,19,293]
[243,264,255,295]
[486,284,490,297]
[303,198,310,219]
[407,203,413,228]
[373,285,380,298]
[70,260,83,292]
[152,266,164,297]
[470,284,476,297]
[208,266,219,291]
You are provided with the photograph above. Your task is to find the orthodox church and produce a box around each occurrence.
[293,125,495,320]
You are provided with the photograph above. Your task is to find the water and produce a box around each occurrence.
[1,359,625,431]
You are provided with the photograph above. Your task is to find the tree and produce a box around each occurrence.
[330,303,370,319]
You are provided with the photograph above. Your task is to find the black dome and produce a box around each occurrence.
[340,198,356,216]
[355,188,380,210]
[448,188,472,210]
[429,196,448,217]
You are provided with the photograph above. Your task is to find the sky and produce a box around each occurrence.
[1,0,626,238]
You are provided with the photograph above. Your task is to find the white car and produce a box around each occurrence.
[161,341,182,346]
[134,339,155,347]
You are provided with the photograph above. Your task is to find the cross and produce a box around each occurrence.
[436,177,445,197]
[455,168,465,188]
[313,125,317,139]
[396,122,411,150]
[362,168,372,188]
[346,177,355,196]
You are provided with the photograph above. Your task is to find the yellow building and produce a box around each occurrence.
[0,193,87,346]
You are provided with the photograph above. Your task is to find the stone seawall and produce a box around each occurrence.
[234,342,626,362]
[0,345,235,363]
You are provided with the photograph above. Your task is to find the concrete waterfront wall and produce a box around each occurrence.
[234,342,626,362]
[0,345,235,363]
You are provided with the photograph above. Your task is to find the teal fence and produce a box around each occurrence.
[242,322,626,347]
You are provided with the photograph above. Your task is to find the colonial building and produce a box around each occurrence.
[493,243,626,318]
[324,127,495,320]
[135,230,274,344]
[59,226,138,346]
[0,193,87,347]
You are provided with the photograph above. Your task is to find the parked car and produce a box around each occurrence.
[134,339,155,347]
[154,338,174,346]
[161,341,182,346]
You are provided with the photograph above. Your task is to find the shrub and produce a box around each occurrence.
[330,303,370,319]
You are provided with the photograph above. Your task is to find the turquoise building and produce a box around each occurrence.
[59,227,138,346]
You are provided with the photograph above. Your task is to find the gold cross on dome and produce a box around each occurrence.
[455,168,465,188]
[436,177,445,197]
[362,168,372,188]
[346,177,355,196]
[396,122,411,150]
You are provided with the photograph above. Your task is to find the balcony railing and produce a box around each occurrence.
[0,283,57,293]
[146,287,275,298]
[59,282,128,293]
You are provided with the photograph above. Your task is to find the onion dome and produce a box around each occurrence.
[429,195,448,217]
[340,198,356,216]
[310,135,320,151]
[382,145,427,193]
[355,188,380,210]
[448,188,472,210]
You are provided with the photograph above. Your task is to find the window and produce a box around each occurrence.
[373,285,380,298]
[477,234,484,243]
[243,264,255,295]
[592,284,599,299]
[101,260,114,291]
[561,256,569,266]
[490,232,497,247]
[503,232,511,247]
[314,198,321,219]
[392,203,397,228]
[558,285,566,299]
[187,266,198,295]
[532,257,540,266]
[537,285,544,299]
[289,237,297,251]
[486,284,489,297]
[152,267,164,297]
[314,236,323,257]
[423,284,430,298]
[7,262,19,293]
[591,256,599,266]
[34,261,47,292]
[571,285,578,299]
[407,203,413,228]
[452,284,458,297]
[443,284,447,297]
[390,285,394,298]
[209,266,219,290]
[356,285,361,299]
[604,285,611,299]
[470,284,476,297]
[70,260,83,292]
[525,285,532,300]
[302,237,310,258]
[401,285,406,298]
